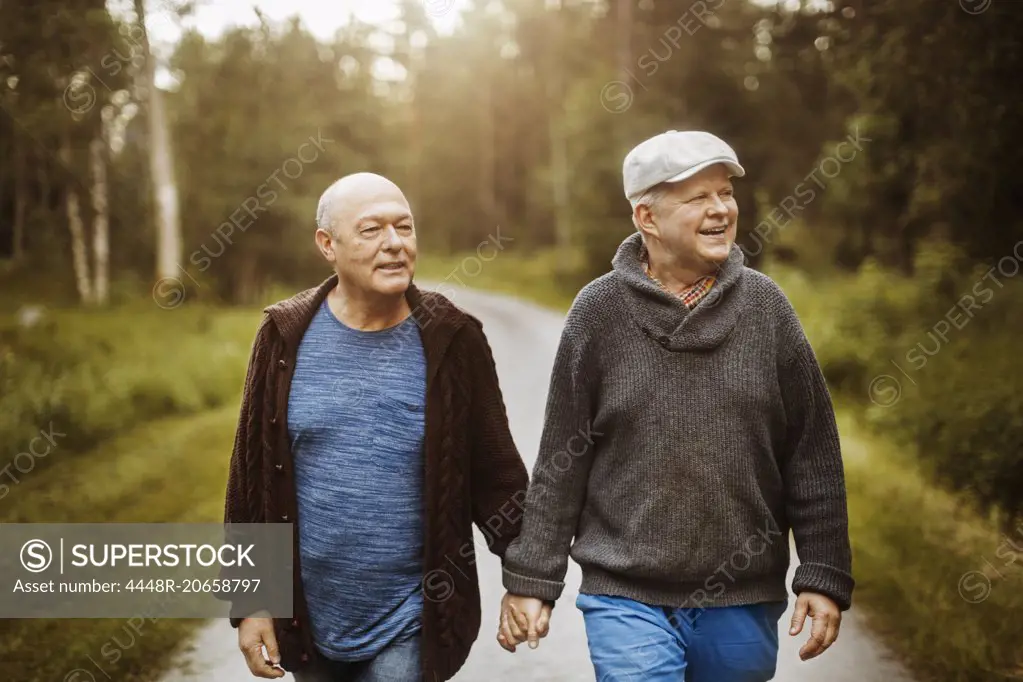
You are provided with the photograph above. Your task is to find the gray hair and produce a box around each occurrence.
[630,182,672,230]
[316,182,337,235]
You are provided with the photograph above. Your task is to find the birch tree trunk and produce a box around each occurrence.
[61,132,94,305]
[148,69,181,281]
[90,122,110,305]
[134,0,182,282]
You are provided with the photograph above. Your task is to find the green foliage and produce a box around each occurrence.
[821,0,1023,270]
[774,241,1023,527]
[166,20,390,304]
[0,305,258,483]
[841,410,1023,682]
[415,247,580,312]
[0,0,133,264]
[0,403,240,681]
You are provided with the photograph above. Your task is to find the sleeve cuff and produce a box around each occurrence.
[792,562,855,611]
[227,599,270,627]
[502,567,565,602]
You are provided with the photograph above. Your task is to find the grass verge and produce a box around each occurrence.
[839,408,1023,682]
[1,403,241,682]
[0,304,259,484]
[415,249,578,311]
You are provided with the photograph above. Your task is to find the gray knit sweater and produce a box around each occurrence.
[502,232,854,611]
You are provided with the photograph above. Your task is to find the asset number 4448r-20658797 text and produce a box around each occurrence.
[124,578,261,593]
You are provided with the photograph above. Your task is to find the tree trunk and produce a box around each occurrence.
[61,133,94,305]
[90,127,110,305]
[12,134,27,261]
[546,75,571,251]
[135,0,182,282]
[478,72,497,240]
[36,148,51,214]
[232,256,259,305]
[615,0,633,155]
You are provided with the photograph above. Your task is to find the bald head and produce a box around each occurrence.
[316,173,409,236]
[314,172,417,297]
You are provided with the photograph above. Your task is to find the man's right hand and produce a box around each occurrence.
[497,592,552,653]
[238,611,285,679]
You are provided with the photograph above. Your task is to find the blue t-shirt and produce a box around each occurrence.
[287,299,426,660]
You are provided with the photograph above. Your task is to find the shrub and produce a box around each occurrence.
[775,240,1023,528]
[0,305,257,487]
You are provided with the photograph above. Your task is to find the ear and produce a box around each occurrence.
[314,228,337,262]
[633,203,659,239]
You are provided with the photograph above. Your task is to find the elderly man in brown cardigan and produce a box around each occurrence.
[222,172,529,681]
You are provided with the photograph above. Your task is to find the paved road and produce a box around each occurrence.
[161,284,916,682]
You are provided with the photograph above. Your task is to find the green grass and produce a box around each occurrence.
[416,248,579,311]
[0,290,262,682]
[0,304,259,483]
[0,403,241,682]
[839,409,1023,682]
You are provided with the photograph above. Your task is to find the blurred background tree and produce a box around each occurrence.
[4,0,1019,288]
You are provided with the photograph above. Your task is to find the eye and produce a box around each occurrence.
[361,225,381,236]
[720,189,734,198]
[396,223,414,234]
[688,193,708,203]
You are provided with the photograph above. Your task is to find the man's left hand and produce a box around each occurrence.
[788,591,841,661]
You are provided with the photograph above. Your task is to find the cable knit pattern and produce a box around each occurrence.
[221,275,529,682]
[502,232,854,612]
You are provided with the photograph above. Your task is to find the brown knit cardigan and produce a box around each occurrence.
[222,275,529,681]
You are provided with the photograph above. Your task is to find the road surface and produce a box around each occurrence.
[160,284,916,682]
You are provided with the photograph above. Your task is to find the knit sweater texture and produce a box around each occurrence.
[502,232,855,611]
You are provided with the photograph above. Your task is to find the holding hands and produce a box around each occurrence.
[497,592,552,652]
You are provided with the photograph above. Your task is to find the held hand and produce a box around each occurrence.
[497,592,552,653]
[238,610,286,679]
[789,592,842,661]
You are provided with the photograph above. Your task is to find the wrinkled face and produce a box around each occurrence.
[317,182,417,297]
[639,164,738,269]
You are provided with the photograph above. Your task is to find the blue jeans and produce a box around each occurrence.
[292,636,420,682]
[576,593,787,682]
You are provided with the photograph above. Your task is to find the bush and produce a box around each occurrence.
[774,240,1023,528]
[0,304,258,489]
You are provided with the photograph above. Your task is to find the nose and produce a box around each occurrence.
[707,194,728,216]
[382,225,403,250]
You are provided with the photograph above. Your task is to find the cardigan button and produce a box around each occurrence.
[269,415,277,425]
[301,653,309,663]
[278,359,286,368]
[281,514,289,521]
[274,463,284,472]
[292,619,300,628]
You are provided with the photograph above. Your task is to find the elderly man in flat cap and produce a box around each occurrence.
[223,172,529,681]
[497,131,854,681]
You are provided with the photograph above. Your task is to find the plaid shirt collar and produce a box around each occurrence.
[641,253,717,309]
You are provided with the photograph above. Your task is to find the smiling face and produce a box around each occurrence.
[635,164,739,272]
[315,174,417,297]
